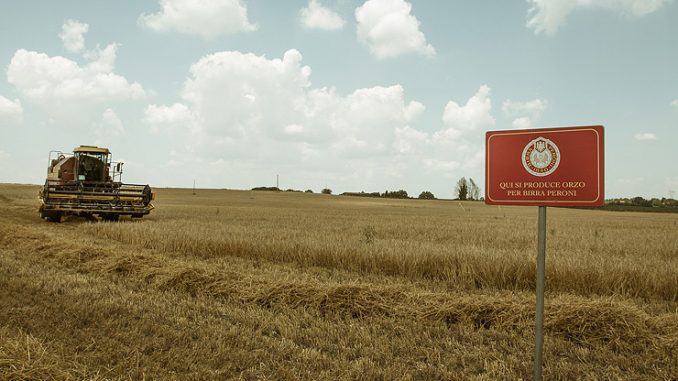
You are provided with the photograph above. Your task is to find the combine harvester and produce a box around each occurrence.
[39,145,154,222]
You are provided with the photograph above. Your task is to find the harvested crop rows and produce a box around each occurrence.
[1,184,676,380]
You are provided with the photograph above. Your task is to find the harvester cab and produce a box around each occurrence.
[39,145,154,222]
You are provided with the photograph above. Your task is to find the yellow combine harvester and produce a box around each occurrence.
[39,145,154,222]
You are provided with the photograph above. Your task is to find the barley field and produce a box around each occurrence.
[1,183,676,380]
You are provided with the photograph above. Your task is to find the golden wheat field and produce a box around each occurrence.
[0,183,676,380]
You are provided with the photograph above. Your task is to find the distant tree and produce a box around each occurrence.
[455,177,468,200]
[381,190,403,198]
[468,178,480,200]
[305,189,314,193]
[252,186,281,192]
[418,191,435,200]
[321,188,332,195]
[382,189,408,199]
[631,196,651,207]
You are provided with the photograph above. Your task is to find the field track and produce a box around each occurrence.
[1,184,676,380]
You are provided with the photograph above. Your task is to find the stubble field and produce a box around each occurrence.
[0,183,676,380]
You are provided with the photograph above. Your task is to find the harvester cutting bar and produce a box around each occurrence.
[45,183,151,199]
[41,202,153,213]
[46,189,149,197]
[41,180,154,220]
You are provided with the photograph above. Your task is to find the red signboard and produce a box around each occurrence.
[485,125,604,207]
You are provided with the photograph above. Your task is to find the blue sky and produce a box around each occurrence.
[1,0,676,199]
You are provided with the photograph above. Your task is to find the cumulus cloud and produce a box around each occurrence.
[100,108,125,136]
[511,117,532,129]
[634,132,657,140]
[7,47,145,104]
[424,159,460,174]
[671,99,678,107]
[140,0,256,39]
[0,95,23,121]
[145,49,495,195]
[393,126,429,154]
[93,108,125,145]
[355,0,435,59]
[300,0,346,30]
[178,49,312,141]
[145,49,431,167]
[435,85,494,140]
[502,98,547,116]
[527,0,670,35]
[144,103,199,133]
[421,85,495,183]
[59,19,89,53]
[502,98,547,129]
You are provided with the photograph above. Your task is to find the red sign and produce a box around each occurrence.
[485,125,604,207]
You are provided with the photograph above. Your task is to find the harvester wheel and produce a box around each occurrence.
[44,213,62,223]
[102,214,120,222]
[82,213,97,222]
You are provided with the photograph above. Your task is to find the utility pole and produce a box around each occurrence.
[276,174,279,189]
[192,179,196,195]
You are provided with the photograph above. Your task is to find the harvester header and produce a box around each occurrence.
[39,145,154,222]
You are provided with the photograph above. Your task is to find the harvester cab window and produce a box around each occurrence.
[76,152,109,182]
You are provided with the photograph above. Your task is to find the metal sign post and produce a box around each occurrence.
[534,206,547,380]
[485,125,604,379]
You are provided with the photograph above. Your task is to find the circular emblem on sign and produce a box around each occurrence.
[522,137,560,177]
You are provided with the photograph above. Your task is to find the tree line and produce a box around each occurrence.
[254,176,483,201]
[606,197,678,208]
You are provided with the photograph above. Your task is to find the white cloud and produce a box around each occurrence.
[394,126,429,154]
[83,43,119,73]
[59,19,89,53]
[147,49,429,166]
[7,47,145,104]
[355,0,435,59]
[334,85,422,155]
[93,108,125,146]
[300,0,346,30]
[140,0,256,39]
[512,117,532,129]
[424,159,460,173]
[144,103,199,133]
[0,95,23,121]
[527,0,670,35]
[671,99,678,107]
[437,85,494,139]
[179,49,312,141]
[423,85,495,182]
[404,100,425,122]
[502,98,547,129]
[145,49,496,196]
[634,132,657,140]
[100,108,125,136]
[502,98,547,116]
[284,124,305,135]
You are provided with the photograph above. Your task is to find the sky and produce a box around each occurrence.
[1,0,677,199]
